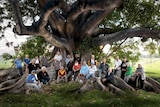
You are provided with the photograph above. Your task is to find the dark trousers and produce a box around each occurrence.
[40,76,50,84]
[72,71,79,81]
[135,75,144,89]
[17,68,23,76]
[121,70,126,80]
[103,80,112,86]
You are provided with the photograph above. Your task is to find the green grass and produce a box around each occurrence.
[0,59,13,69]
[0,83,160,107]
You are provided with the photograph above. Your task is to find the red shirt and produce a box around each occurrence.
[73,64,81,71]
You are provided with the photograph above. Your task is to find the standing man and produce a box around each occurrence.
[41,54,48,67]
[24,54,30,72]
[14,55,23,76]
[120,57,128,79]
[98,58,109,77]
[114,56,122,77]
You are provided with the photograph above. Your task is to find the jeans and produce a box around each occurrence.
[86,73,95,79]
[98,69,107,77]
[40,76,50,84]
[26,83,42,91]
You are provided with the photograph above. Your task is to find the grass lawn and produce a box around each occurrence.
[0,59,13,69]
[0,83,160,107]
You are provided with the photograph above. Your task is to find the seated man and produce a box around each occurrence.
[78,61,89,82]
[37,66,50,84]
[102,68,114,86]
[72,60,81,81]
[86,62,97,79]
[57,66,67,83]
[134,64,146,89]
[26,70,42,91]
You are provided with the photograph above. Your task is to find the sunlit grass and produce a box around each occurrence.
[0,59,13,69]
[0,83,160,107]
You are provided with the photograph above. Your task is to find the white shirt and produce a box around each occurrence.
[115,59,122,70]
[35,58,40,64]
[54,55,62,62]
[89,65,97,74]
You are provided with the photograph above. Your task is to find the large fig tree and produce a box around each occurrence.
[7,0,160,60]
[0,0,160,94]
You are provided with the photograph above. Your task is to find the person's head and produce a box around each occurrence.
[60,66,64,70]
[31,70,36,75]
[35,55,39,59]
[67,54,71,58]
[123,57,127,62]
[108,68,113,73]
[74,60,79,65]
[103,58,106,63]
[82,60,87,65]
[116,56,119,60]
[17,55,21,59]
[75,53,79,58]
[41,66,46,72]
[91,55,95,59]
[31,58,36,64]
[43,54,46,57]
[57,51,61,55]
[25,54,29,58]
[138,64,142,68]
[69,58,73,62]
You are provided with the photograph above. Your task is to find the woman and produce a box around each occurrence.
[124,62,132,83]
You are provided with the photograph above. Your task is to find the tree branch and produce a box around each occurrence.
[67,0,123,20]
[37,0,66,38]
[9,0,37,35]
[66,0,123,39]
[93,27,126,38]
[107,38,128,57]
[92,28,160,46]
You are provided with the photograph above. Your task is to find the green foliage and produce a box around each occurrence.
[144,40,156,55]
[109,39,141,64]
[1,53,12,60]
[102,0,160,30]
[20,36,47,59]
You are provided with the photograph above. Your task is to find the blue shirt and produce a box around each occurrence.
[80,65,89,75]
[26,74,36,83]
[65,58,70,65]
[14,59,22,68]
[24,58,30,65]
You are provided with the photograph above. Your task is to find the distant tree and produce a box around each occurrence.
[1,53,12,60]
[20,36,48,59]
[144,39,157,63]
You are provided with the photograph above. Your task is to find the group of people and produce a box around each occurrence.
[14,52,146,91]
[14,54,50,91]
